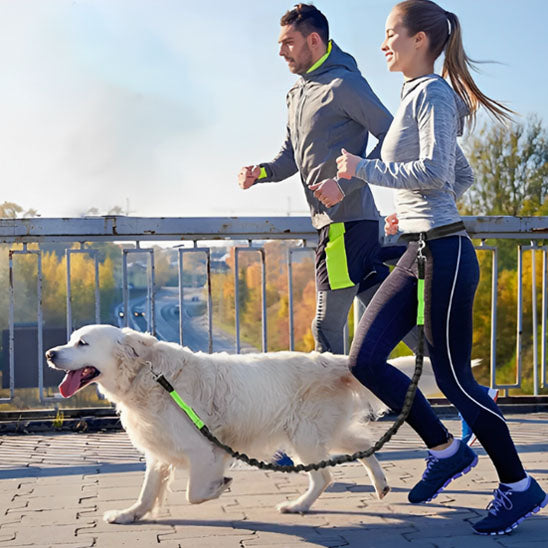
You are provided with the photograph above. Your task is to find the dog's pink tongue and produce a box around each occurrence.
[59,369,84,398]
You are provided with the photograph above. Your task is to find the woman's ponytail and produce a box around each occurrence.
[442,10,513,127]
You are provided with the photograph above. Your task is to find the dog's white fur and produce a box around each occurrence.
[47,324,442,524]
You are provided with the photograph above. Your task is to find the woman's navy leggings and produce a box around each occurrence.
[348,235,526,483]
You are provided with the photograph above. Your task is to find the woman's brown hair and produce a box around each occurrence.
[395,0,513,126]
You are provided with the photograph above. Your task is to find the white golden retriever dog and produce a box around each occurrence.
[46,324,440,524]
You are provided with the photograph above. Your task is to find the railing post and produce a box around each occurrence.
[531,241,539,396]
[542,248,547,388]
[516,245,524,389]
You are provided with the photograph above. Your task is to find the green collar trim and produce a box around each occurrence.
[306,40,332,74]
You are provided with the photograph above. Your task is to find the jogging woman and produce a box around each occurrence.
[312,0,547,536]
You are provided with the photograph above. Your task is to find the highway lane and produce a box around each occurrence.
[116,286,256,353]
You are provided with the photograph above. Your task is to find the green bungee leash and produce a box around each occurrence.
[149,234,427,473]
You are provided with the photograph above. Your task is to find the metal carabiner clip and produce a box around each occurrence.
[417,232,426,259]
[146,360,161,381]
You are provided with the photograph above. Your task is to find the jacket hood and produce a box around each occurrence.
[401,74,469,135]
[301,40,361,80]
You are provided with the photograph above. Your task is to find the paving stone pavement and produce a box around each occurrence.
[0,413,547,547]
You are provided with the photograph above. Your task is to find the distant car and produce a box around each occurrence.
[191,296,199,302]
[118,311,125,318]
[133,309,145,317]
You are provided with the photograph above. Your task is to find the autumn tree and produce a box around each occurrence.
[0,201,38,218]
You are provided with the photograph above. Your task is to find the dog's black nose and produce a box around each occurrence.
[46,349,56,361]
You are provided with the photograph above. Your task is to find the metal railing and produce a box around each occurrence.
[0,215,546,405]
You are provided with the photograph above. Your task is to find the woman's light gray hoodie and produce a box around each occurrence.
[352,74,474,234]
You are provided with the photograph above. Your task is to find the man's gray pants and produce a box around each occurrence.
[311,283,421,355]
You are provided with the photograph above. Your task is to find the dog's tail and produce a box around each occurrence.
[388,355,439,398]
[347,356,482,420]
[342,355,439,419]
[388,356,482,398]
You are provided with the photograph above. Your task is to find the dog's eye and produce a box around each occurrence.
[77,340,88,347]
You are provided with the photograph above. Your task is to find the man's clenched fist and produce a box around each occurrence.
[238,165,261,189]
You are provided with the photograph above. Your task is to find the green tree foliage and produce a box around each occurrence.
[461,115,548,216]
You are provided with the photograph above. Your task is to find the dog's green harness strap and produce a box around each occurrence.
[155,374,205,430]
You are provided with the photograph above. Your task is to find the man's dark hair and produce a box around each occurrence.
[280,4,329,44]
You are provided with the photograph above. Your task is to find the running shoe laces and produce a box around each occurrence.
[473,478,548,535]
[422,454,439,479]
[487,488,513,515]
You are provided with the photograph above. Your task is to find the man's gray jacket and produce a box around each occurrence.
[257,41,393,229]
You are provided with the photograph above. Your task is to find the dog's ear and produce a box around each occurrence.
[120,328,157,358]
[109,329,158,396]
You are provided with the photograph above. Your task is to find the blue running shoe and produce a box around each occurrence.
[473,477,548,535]
[461,386,499,447]
[408,440,477,503]
[273,451,294,466]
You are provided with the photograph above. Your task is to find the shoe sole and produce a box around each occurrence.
[467,389,499,447]
[474,493,548,535]
[413,454,479,504]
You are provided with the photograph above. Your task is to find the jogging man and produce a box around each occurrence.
[238,3,393,353]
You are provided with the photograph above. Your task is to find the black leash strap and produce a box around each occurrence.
[151,234,427,473]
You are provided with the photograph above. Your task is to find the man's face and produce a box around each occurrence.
[278,24,314,75]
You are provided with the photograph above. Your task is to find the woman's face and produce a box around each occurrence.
[381,9,418,74]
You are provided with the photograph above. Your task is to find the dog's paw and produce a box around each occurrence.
[376,484,390,500]
[210,476,233,500]
[276,500,310,514]
[103,509,138,524]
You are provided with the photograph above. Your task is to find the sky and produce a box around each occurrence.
[1,0,547,218]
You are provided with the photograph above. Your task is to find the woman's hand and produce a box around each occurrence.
[309,178,344,208]
[336,148,362,179]
[385,213,399,235]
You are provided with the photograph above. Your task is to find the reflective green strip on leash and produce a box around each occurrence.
[151,368,205,430]
[416,233,426,326]
[417,279,425,325]
[169,389,205,429]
